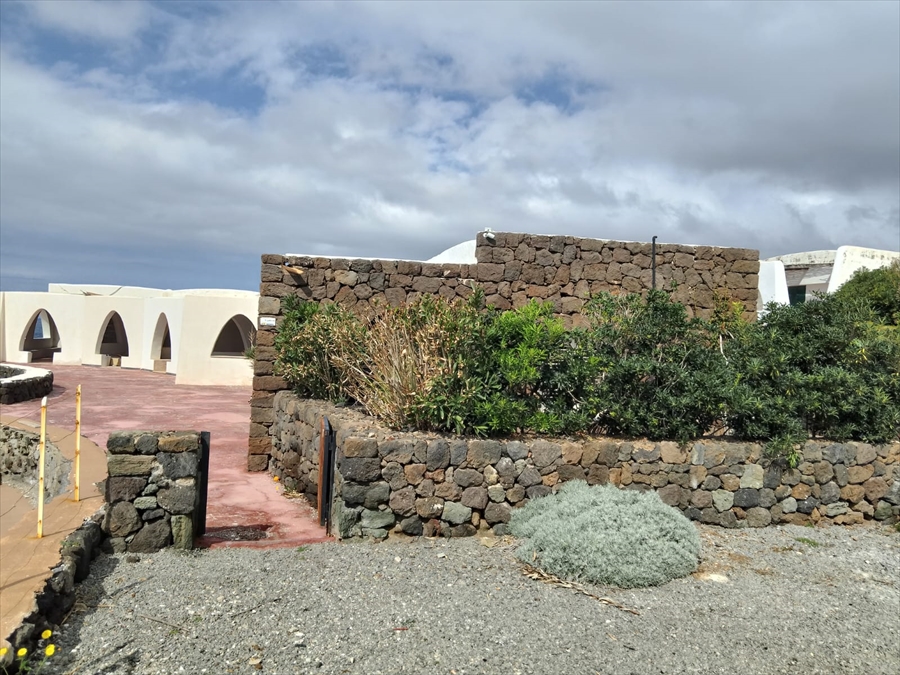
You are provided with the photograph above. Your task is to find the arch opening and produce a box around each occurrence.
[19,309,61,362]
[211,315,256,357]
[151,313,172,361]
[97,312,130,363]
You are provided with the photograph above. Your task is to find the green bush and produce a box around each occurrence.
[834,260,900,326]
[726,294,900,452]
[579,290,734,443]
[273,286,900,457]
[274,296,365,401]
[510,481,701,588]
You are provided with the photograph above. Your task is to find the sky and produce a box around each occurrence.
[0,0,898,292]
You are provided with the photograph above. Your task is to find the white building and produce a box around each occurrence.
[757,245,899,310]
[0,284,258,386]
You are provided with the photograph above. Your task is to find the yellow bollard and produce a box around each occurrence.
[74,385,82,502]
[37,396,47,538]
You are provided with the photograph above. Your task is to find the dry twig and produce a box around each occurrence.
[520,564,640,615]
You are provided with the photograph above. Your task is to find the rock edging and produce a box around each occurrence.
[270,394,900,539]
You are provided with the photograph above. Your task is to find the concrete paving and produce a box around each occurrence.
[1,363,329,646]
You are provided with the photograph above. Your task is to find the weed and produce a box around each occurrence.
[794,537,821,547]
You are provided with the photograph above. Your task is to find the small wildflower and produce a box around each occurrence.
[45,644,56,657]
[41,629,52,640]
[16,648,27,657]
[273,476,280,482]
[0,646,7,657]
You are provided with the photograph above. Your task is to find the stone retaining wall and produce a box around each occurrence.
[271,394,900,538]
[99,431,205,553]
[250,231,761,471]
[0,425,71,504]
[0,364,53,405]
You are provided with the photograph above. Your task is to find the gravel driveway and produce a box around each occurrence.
[46,523,899,675]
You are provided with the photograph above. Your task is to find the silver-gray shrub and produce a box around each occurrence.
[510,481,701,588]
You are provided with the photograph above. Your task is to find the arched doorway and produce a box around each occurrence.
[96,311,129,365]
[20,309,61,362]
[211,315,256,357]
[151,313,172,372]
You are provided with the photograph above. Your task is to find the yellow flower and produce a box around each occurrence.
[16,648,27,657]
[0,647,7,656]
[41,629,52,640]
[273,476,280,482]
[45,644,56,657]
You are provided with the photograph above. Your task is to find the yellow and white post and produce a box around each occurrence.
[37,395,48,538]
[74,385,82,502]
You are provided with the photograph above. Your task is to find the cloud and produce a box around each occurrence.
[0,0,897,291]
[24,0,149,42]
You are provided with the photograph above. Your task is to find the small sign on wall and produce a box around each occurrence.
[259,316,276,327]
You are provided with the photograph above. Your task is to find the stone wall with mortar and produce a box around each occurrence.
[99,431,204,553]
[271,395,900,539]
[0,364,53,405]
[249,232,760,471]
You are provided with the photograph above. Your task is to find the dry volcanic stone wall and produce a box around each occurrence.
[0,364,53,404]
[100,431,204,553]
[270,394,900,538]
[249,231,760,471]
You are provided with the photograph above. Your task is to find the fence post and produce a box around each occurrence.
[37,396,47,538]
[74,385,82,502]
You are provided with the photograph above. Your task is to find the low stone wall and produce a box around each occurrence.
[0,364,53,405]
[99,431,205,553]
[0,425,70,504]
[270,394,900,538]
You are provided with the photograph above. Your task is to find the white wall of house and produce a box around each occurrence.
[0,285,258,386]
[827,246,900,292]
[757,261,790,310]
[176,294,258,386]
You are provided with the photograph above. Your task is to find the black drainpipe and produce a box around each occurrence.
[651,236,658,290]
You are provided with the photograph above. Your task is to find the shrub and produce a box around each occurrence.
[510,481,701,588]
[579,290,734,443]
[834,259,900,325]
[344,294,492,431]
[273,285,900,457]
[274,296,365,401]
[474,301,578,435]
[726,294,900,450]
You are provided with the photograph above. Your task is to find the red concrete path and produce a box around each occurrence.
[0,364,329,548]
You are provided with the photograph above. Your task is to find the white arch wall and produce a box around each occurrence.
[80,297,145,369]
[0,289,258,385]
[0,292,86,365]
[175,295,257,386]
[141,298,184,375]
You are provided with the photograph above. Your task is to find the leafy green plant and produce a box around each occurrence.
[579,289,734,443]
[834,259,900,326]
[274,295,365,401]
[725,294,900,450]
[510,481,700,588]
[272,283,900,458]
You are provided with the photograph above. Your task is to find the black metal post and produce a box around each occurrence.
[319,418,336,531]
[651,236,658,290]
[195,431,211,536]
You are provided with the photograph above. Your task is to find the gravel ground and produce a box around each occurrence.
[45,523,899,675]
